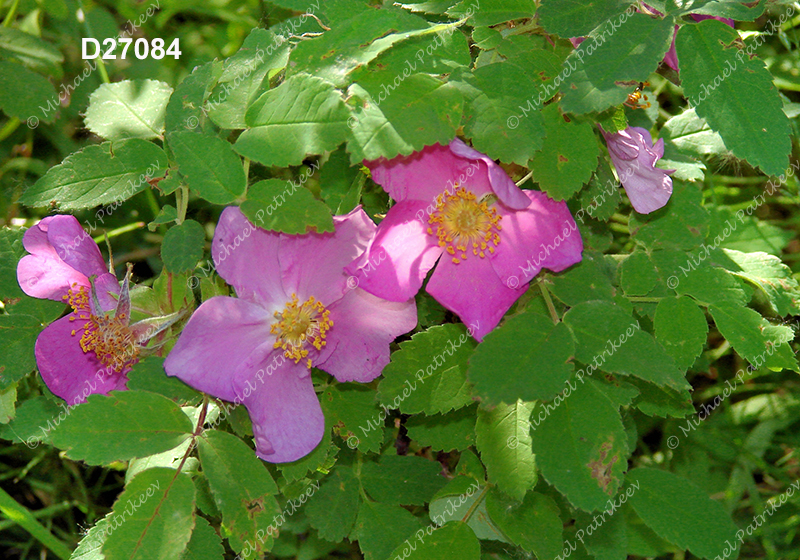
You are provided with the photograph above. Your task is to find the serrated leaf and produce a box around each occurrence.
[126,357,201,404]
[353,500,424,560]
[0,385,17,424]
[0,314,42,389]
[709,304,798,371]
[0,28,63,78]
[165,61,223,137]
[378,323,475,415]
[70,516,111,560]
[627,467,740,559]
[537,0,632,37]
[20,139,168,210]
[485,489,563,559]
[361,455,446,505]
[673,266,748,307]
[469,311,575,405]
[240,179,334,235]
[564,301,689,391]
[475,400,536,501]
[677,20,791,176]
[387,521,481,560]
[530,104,599,200]
[722,249,800,316]
[49,390,194,464]
[662,108,727,158]
[670,0,766,20]
[0,61,58,123]
[168,132,246,204]
[0,396,61,446]
[531,378,629,512]
[197,430,280,556]
[654,296,708,371]
[102,468,195,560]
[234,74,350,167]
[629,181,710,251]
[405,405,476,451]
[320,383,383,453]
[179,516,224,560]
[619,252,659,296]
[161,220,206,274]
[448,0,534,27]
[627,377,694,418]
[575,505,627,560]
[85,80,173,140]
[429,477,502,541]
[306,467,360,542]
[548,252,616,306]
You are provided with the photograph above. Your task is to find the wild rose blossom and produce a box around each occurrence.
[16,215,167,404]
[345,139,583,341]
[600,126,674,214]
[164,207,416,463]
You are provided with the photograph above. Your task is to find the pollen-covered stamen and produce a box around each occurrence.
[427,185,502,264]
[270,294,333,368]
[62,283,140,372]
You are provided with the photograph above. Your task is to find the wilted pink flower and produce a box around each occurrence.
[600,126,674,214]
[165,207,416,463]
[346,139,583,341]
[16,216,157,404]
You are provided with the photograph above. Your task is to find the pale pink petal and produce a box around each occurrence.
[211,207,288,312]
[490,190,584,287]
[279,207,375,306]
[46,215,107,279]
[318,288,417,383]
[17,253,89,302]
[243,359,325,463]
[427,255,526,341]
[345,200,442,302]
[164,296,277,403]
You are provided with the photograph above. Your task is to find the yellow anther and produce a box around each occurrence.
[270,294,333,368]
[428,186,502,265]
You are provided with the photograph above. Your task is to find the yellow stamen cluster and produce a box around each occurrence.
[63,284,139,372]
[427,186,502,264]
[270,294,333,368]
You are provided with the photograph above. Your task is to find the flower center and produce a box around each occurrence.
[64,285,139,372]
[427,186,502,264]
[270,294,333,368]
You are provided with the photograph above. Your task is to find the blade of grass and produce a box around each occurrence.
[0,485,73,559]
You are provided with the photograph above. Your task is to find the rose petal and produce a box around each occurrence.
[46,215,107,279]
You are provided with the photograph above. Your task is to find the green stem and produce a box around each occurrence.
[76,0,110,83]
[515,171,533,187]
[91,221,145,244]
[539,282,560,324]
[2,0,20,26]
[176,185,189,224]
[0,486,73,560]
[627,296,662,303]
[0,117,20,142]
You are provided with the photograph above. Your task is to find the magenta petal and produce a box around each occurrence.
[346,200,442,302]
[243,360,325,463]
[35,315,126,405]
[164,296,276,403]
[691,14,734,26]
[46,215,107,279]
[22,216,58,256]
[663,29,679,71]
[490,191,583,287]
[280,207,375,306]
[318,288,416,383]
[448,139,531,210]
[211,207,288,310]
[17,253,89,302]
[427,255,525,341]
[94,273,121,313]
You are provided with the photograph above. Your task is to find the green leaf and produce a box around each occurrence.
[537,0,633,37]
[102,468,195,560]
[627,378,694,419]
[240,179,334,235]
[485,489,563,560]
[387,521,481,560]
[662,108,727,158]
[179,516,225,560]
[530,104,599,201]
[673,267,748,307]
[306,467,360,542]
[126,357,201,404]
[448,0,534,27]
[161,220,206,274]
[709,304,798,371]
[85,80,173,140]
[49,391,194,465]
[548,252,616,306]
[168,132,246,204]
[654,297,709,371]
[531,378,629,512]
[361,455,446,505]
[278,423,338,482]
[352,500,424,560]
[320,383,384,453]
[0,384,17,424]
[405,405,476,451]
[469,311,575,405]
[560,12,673,114]
[676,20,791,176]
[0,396,61,447]
[196,430,280,557]
[165,61,223,137]
[629,181,710,251]
[429,477,502,540]
[722,249,800,316]
[234,74,350,167]
[475,400,536,501]
[464,51,561,165]
[20,139,168,210]
[70,516,111,560]
[627,467,740,559]
[206,28,290,130]
[319,147,364,214]
[345,75,462,162]
[578,160,622,222]
[0,61,57,123]
[0,314,42,389]
[670,0,766,20]
[575,505,627,560]
[378,323,476,415]
[564,301,690,391]
[0,28,63,78]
